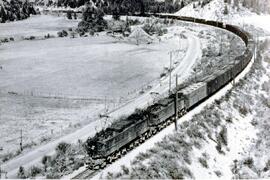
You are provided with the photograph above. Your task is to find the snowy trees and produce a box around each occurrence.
[66,10,72,19]
[226,0,270,13]
[0,0,36,23]
[223,4,229,14]
[17,166,26,179]
[77,2,107,33]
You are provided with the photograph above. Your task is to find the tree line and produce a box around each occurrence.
[0,0,36,23]
[45,0,186,14]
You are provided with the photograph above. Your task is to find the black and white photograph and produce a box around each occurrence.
[0,0,269,178]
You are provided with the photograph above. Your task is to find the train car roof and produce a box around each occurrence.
[108,119,134,132]
[179,82,206,95]
[157,97,174,106]
[150,97,174,114]
[198,74,216,82]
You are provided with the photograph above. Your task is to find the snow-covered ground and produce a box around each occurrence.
[175,0,252,21]
[0,14,79,39]
[93,38,257,179]
[100,36,269,179]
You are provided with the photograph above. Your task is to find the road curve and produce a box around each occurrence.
[1,33,201,178]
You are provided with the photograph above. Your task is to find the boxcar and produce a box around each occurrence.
[179,82,207,109]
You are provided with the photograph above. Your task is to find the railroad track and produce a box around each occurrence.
[73,117,178,179]
[72,13,254,179]
[73,169,98,179]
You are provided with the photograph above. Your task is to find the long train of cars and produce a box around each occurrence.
[84,14,255,170]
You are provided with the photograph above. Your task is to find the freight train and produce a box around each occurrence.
[84,14,255,170]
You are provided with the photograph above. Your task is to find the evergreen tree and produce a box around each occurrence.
[0,6,8,23]
[112,4,120,20]
[139,0,145,15]
[78,2,107,33]
[223,4,229,14]
[66,10,72,19]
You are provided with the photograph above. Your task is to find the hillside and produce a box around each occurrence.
[176,0,270,20]
[96,0,270,179]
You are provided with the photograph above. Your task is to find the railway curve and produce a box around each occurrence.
[73,13,255,179]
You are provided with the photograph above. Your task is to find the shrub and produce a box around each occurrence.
[29,166,42,177]
[29,36,35,40]
[214,170,222,177]
[17,166,27,179]
[263,159,270,172]
[198,157,208,168]
[182,150,191,165]
[121,165,129,175]
[243,157,254,168]
[226,116,233,123]
[216,141,223,154]
[59,31,66,37]
[56,142,71,155]
[41,155,51,172]
[223,5,229,15]
[219,126,228,146]
[239,105,249,116]
[2,152,13,162]
[89,30,95,36]
[62,30,68,37]
[1,38,9,43]
[66,11,72,19]
[57,31,64,37]
[44,34,50,39]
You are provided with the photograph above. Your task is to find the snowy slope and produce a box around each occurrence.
[94,2,270,179]
[176,0,253,21]
[93,47,256,179]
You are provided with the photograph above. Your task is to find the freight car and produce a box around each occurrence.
[84,14,255,170]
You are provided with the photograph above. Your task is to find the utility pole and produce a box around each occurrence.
[0,166,7,179]
[169,51,172,95]
[175,33,182,51]
[219,16,223,55]
[20,129,23,152]
[0,164,7,179]
[174,74,178,131]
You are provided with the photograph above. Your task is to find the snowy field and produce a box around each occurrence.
[0,14,79,39]
[0,35,182,98]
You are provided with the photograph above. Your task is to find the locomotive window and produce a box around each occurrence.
[153,114,158,118]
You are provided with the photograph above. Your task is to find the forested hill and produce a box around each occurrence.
[40,0,199,14]
[0,0,36,23]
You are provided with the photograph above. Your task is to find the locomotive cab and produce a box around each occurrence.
[85,139,101,157]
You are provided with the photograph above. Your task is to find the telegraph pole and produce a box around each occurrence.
[20,129,23,152]
[174,74,178,131]
[169,51,172,95]
[0,165,7,179]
